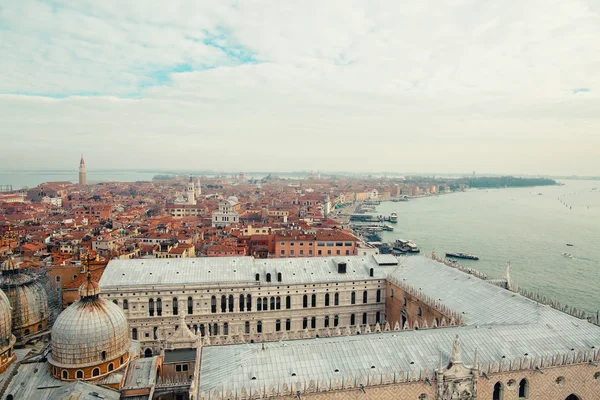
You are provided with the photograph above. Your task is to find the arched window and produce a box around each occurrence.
[363,291,368,304]
[239,294,245,311]
[311,294,316,307]
[257,297,263,310]
[266,273,271,282]
[285,295,291,309]
[247,294,252,311]
[276,296,281,310]
[286,319,291,330]
[418,306,422,317]
[132,328,138,340]
[144,348,153,358]
[108,363,114,372]
[350,314,356,326]
[257,321,262,333]
[148,298,154,316]
[223,323,229,336]
[62,370,68,380]
[56,275,61,283]
[376,311,381,323]
[228,295,234,312]
[277,272,282,282]
[493,382,504,400]
[565,396,581,400]
[187,296,193,314]
[303,317,308,329]
[213,323,219,335]
[303,295,308,308]
[244,321,250,334]
[24,328,30,335]
[101,351,106,360]
[351,292,356,305]
[519,379,529,398]
[76,370,83,379]
[376,290,381,303]
[334,315,339,327]
[153,327,158,339]
[325,293,330,306]
[403,296,407,306]
[156,298,162,316]
[390,289,394,298]
[221,295,227,312]
[120,356,124,365]
[270,297,275,310]
[362,312,367,325]
[369,268,374,277]
[123,299,128,310]
[93,368,100,377]
[255,273,260,281]
[334,292,339,305]
[199,324,205,336]
[324,316,330,327]
[311,316,316,329]
[170,297,178,315]
[262,297,267,310]
[276,319,281,331]
[113,300,118,305]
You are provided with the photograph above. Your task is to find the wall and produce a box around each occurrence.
[385,281,449,329]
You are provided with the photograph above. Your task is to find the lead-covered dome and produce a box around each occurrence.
[0,289,12,342]
[0,255,50,341]
[49,274,130,372]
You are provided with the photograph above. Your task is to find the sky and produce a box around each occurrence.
[0,0,599,176]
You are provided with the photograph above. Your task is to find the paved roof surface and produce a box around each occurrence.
[198,256,600,394]
[99,255,399,288]
[121,356,158,390]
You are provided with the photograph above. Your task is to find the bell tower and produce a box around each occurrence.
[78,154,87,186]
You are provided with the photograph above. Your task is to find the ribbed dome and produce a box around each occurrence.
[0,275,49,333]
[78,279,101,298]
[0,289,12,342]
[50,295,130,368]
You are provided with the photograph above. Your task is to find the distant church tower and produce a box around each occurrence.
[187,176,196,205]
[79,155,87,185]
[194,176,202,197]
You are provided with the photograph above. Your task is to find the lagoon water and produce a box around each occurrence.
[376,180,600,315]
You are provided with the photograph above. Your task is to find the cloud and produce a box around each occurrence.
[0,0,599,175]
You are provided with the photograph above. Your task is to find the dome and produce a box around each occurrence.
[0,266,49,338]
[50,277,130,369]
[0,289,12,342]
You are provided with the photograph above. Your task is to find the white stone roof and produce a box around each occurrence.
[99,255,400,289]
[198,256,600,394]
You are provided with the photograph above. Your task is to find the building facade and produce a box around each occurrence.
[211,200,239,227]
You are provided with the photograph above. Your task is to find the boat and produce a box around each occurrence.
[566,243,574,247]
[382,224,394,231]
[390,213,398,223]
[445,252,479,260]
[393,239,420,254]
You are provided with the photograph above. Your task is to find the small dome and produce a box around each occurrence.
[50,291,130,368]
[0,275,49,335]
[0,289,12,342]
[78,277,101,298]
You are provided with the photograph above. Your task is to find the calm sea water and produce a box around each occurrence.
[376,180,600,315]
[0,170,158,189]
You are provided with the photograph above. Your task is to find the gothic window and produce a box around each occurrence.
[351,292,356,305]
[324,316,330,327]
[148,298,154,316]
[350,314,356,326]
[228,295,234,312]
[403,296,407,306]
[519,378,529,398]
[221,295,227,312]
[286,295,291,309]
[101,351,106,360]
[213,323,219,335]
[257,297,262,310]
[172,297,178,315]
[223,323,229,336]
[276,319,281,332]
[239,294,245,311]
[270,297,275,310]
[211,296,216,313]
[363,291,368,304]
[200,324,205,336]
[311,294,316,307]
[263,297,267,310]
[303,317,308,329]
[334,292,339,305]
[362,313,367,325]
[276,296,281,310]
[257,321,262,333]
[123,299,129,310]
[334,315,339,327]
[247,294,252,311]
[376,311,381,324]
[277,272,282,282]
[255,273,260,281]
[311,316,316,329]
[376,289,381,303]
[369,268,374,277]
[266,273,271,282]
[493,382,504,400]
[418,306,422,317]
[303,295,308,308]
[286,319,291,331]
[132,328,138,340]
[325,293,330,306]
[244,321,250,334]
[62,370,68,379]
[156,298,162,316]
[187,296,193,314]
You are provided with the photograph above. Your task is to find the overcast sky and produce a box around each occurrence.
[1,1,599,175]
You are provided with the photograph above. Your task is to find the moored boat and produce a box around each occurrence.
[445,252,479,260]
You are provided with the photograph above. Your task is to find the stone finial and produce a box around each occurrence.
[439,351,444,372]
[505,262,513,291]
[473,348,478,370]
[451,335,462,365]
